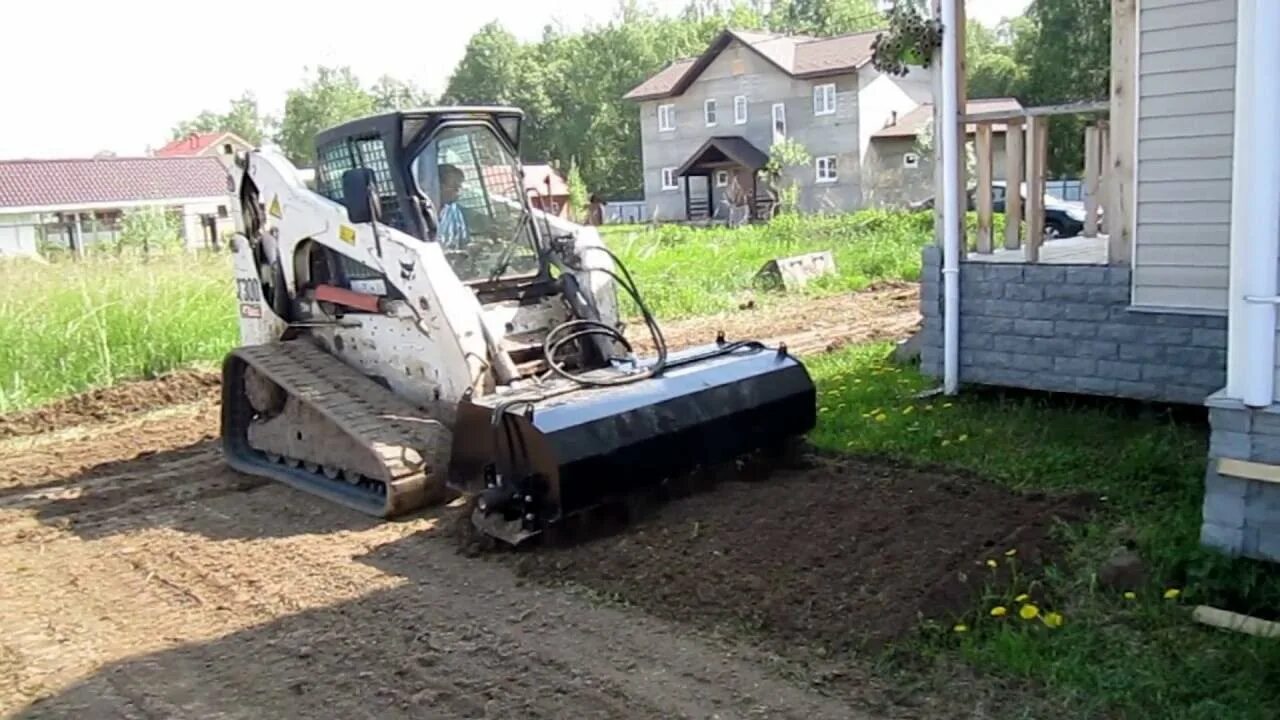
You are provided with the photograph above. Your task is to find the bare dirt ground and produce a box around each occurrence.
[0,285,1070,719]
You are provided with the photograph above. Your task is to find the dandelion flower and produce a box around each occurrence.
[943,402,954,408]
[1163,588,1181,600]
[1123,591,1136,601]
[1015,593,1030,602]
[1019,604,1040,620]
[875,413,887,422]
[1043,612,1064,629]
[953,623,968,633]
[990,606,1008,617]
[903,406,914,415]
[986,559,998,569]
[958,434,969,443]
[942,440,952,447]
[1005,548,1018,557]
[925,404,934,411]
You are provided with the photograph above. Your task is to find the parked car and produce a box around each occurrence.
[909,181,1102,239]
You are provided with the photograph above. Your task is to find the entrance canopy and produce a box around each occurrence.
[675,136,770,177]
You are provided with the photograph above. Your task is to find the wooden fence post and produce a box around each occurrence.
[975,123,994,253]
[1004,121,1024,249]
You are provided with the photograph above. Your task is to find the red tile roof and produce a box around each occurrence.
[872,98,1025,138]
[624,29,882,100]
[0,156,233,210]
[154,131,249,157]
[522,164,570,197]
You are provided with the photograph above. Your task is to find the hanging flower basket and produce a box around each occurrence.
[871,1,943,77]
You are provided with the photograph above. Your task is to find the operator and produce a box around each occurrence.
[437,163,470,249]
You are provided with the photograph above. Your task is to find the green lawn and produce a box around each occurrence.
[0,254,238,413]
[806,344,1280,720]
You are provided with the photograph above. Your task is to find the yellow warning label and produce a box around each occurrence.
[339,225,356,244]
[268,195,282,218]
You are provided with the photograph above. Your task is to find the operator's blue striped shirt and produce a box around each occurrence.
[438,202,469,249]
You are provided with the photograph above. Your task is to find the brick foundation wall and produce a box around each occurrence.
[918,246,1229,405]
[1202,400,1280,562]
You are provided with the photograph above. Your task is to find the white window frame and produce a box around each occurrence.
[704,98,718,127]
[734,95,748,124]
[661,167,678,191]
[813,83,836,116]
[658,104,675,132]
[815,155,838,183]
[715,170,729,187]
[771,102,786,142]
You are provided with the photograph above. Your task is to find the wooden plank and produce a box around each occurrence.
[1099,120,1111,217]
[1084,124,1101,237]
[1004,122,1023,250]
[1218,458,1280,486]
[1192,606,1280,639]
[1109,0,1137,265]
[975,124,993,253]
[962,99,1109,123]
[1024,115,1047,263]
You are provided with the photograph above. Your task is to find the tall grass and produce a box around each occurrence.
[0,254,238,412]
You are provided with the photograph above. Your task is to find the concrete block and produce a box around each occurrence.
[1252,412,1280,438]
[1118,343,1165,362]
[1249,527,1280,563]
[967,281,1005,300]
[1243,481,1280,524]
[1115,380,1164,400]
[993,335,1036,354]
[1202,470,1249,527]
[968,317,1016,334]
[972,350,1016,370]
[1073,340,1119,359]
[1097,324,1147,344]
[1191,327,1228,348]
[1152,312,1210,329]
[1054,356,1097,375]
[1062,303,1112,322]
[1013,319,1056,337]
[1022,303,1063,320]
[1004,283,1045,301]
[1037,373,1078,393]
[920,328,944,348]
[1143,363,1193,382]
[1009,353,1055,372]
[1045,284,1095,302]
[1209,407,1252,434]
[961,264,986,282]
[986,265,1024,283]
[1023,265,1067,284]
[1209,430,1252,460]
[1076,376,1119,395]
[1033,337,1079,356]
[1106,266,1133,285]
[921,300,940,318]
[986,300,1027,318]
[1250,436,1280,464]
[1166,386,1214,406]
[921,245,942,266]
[1054,320,1099,339]
[963,333,996,350]
[1088,284,1133,305]
[1186,368,1227,392]
[1180,347,1228,370]
[1066,266,1111,285]
[1200,522,1245,555]
[921,282,940,303]
[1098,360,1144,382]
[1141,326,1195,346]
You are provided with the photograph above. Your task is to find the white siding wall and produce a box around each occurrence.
[1132,0,1236,310]
[0,213,39,257]
[856,66,931,164]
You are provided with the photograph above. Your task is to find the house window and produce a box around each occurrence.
[816,156,838,183]
[715,170,729,187]
[772,102,786,142]
[734,95,748,124]
[903,152,920,169]
[705,99,718,126]
[813,83,836,116]
[661,167,678,191]
[658,104,675,132]
[222,143,234,155]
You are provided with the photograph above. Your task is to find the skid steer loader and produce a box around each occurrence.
[220,106,816,544]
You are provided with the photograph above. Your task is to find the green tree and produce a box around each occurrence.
[116,208,182,256]
[276,66,377,165]
[767,0,883,35]
[172,92,273,145]
[765,138,812,213]
[566,158,588,220]
[370,75,431,111]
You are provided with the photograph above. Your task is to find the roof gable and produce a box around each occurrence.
[154,131,251,157]
[623,28,881,101]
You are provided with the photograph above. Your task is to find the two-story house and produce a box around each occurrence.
[624,28,942,221]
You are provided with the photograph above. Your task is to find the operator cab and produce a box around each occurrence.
[311,107,547,290]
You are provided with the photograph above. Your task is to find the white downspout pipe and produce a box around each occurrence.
[1227,0,1280,408]
[940,0,961,395]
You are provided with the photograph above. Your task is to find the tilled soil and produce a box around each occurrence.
[506,453,1093,656]
[0,285,1071,718]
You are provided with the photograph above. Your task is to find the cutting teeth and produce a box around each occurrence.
[266,453,283,464]
[322,465,341,479]
[303,461,320,473]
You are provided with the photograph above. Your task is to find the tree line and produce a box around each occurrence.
[173,0,1109,198]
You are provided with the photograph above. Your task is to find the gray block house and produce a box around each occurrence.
[623,29,1015,221]
[921,0,1280,564]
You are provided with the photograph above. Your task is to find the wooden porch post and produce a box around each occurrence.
[1108,0,1137,264]
[683,175,691,222]
[975,123,994,253]
[1024,114,1047,263]
[1004,121,1024,249]
[1083,123,1101,237]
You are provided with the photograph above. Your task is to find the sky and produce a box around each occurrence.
[0,0,1030,159]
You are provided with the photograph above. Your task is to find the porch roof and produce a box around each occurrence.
[675,136,770,177]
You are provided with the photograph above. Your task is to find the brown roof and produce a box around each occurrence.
[0,156,233,210]
[522,164,570,197]
[623,28,882,101]
[154,131,251,157]
[871,98,1025,138]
